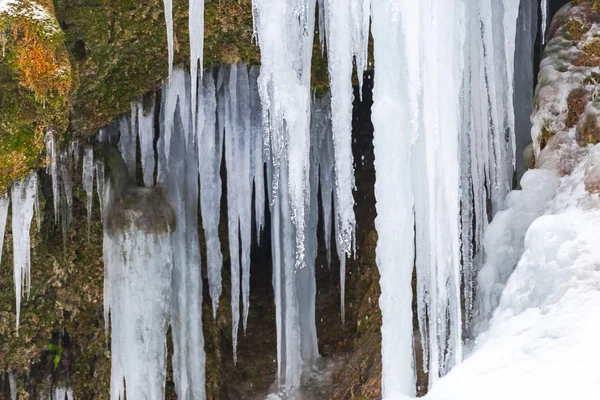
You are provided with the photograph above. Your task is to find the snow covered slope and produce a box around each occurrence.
[424,145,600,400]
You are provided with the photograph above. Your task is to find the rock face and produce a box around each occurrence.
[533,1,600,161]
[0,0,71,191]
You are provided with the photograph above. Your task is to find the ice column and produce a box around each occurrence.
[134,98,157,187]
[252,0,316,269]
[163,0,174,76]
[198,70,224,317]
[104,218,174,400]
[541,0,548,45]
[45,133,59,222]
[221,64,253,358]
[371,2,417,396]
[189,0,205,140]
[0,195,9,267]
[158,68,206,400]
[11,173,38,332]
[249,66,265,238]
[252,0,318,392]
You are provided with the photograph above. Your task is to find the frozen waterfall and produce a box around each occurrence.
[371,0,522,395]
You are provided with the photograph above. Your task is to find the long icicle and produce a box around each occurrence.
[11,173,38,333]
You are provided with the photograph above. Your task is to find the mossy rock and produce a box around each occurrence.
[0,0,72,192]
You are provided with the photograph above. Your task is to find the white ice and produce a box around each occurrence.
[541,0,548,45]
[158,68,206,400]
[163,0,174,76]
[0,195,9,267]
[473,168,559,335]
[104,227,173,400]
[11,173,37,332]
[198,70,224,317]
[45,132,59,222]
[136,98,157,187]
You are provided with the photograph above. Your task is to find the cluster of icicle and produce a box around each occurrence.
[0,173,38,334]
[0,132,97,334]
[95,62,341,399]
[250,0,530,397]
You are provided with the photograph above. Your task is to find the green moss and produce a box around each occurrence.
[0,0,71,192]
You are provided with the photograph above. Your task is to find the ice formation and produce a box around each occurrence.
[198,70,224,316]
[541,0,548,45]
[371,0,521,395]
[83,146,94,239]
[189,0,204,142]
[218,64,252,358]
[104,224,174,400]
[59,149,73,249]
[473,169,559,335]
[252,0,315,271]
[118,115,136,179]
[249,66,265,239]
[162,0,173,76]
[133,98,157,187]
[320,0,363,319]
[45,132,59,222]
[158,68,206,400]
[252,0,324,393]
[0,195,9,267]
[11,173,38,332]
[9,371,16,400]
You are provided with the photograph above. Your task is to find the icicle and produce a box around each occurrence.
[137,96,156,187]
[8,371,16,400]
[158,67,206,400]
[504,0,521,170]
[237,65,253,334]
[322,0,358,281]
[371,3,417,395]
[252,0,317,391]
[0,196,9,267]
[33,178,41,232]
[162,70,190,164]
[118,114,136,180]
[11,173,37,332]
[59,149,73,249]
[314,94,334,266]
[222,64,241,362]
[45,132,60,222]
[198,70,224,317]
[95,159,105,221]
[253,0,316,270]
[541,0,548,45]
[189,0,205,140]
[163,0,174,76]
[83,147,94,240]
[249,66,265,238]
[222,64,253,356]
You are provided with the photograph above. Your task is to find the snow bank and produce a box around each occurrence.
[424,147,600,400]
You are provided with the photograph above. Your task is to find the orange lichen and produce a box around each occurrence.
[14,26,70,99]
